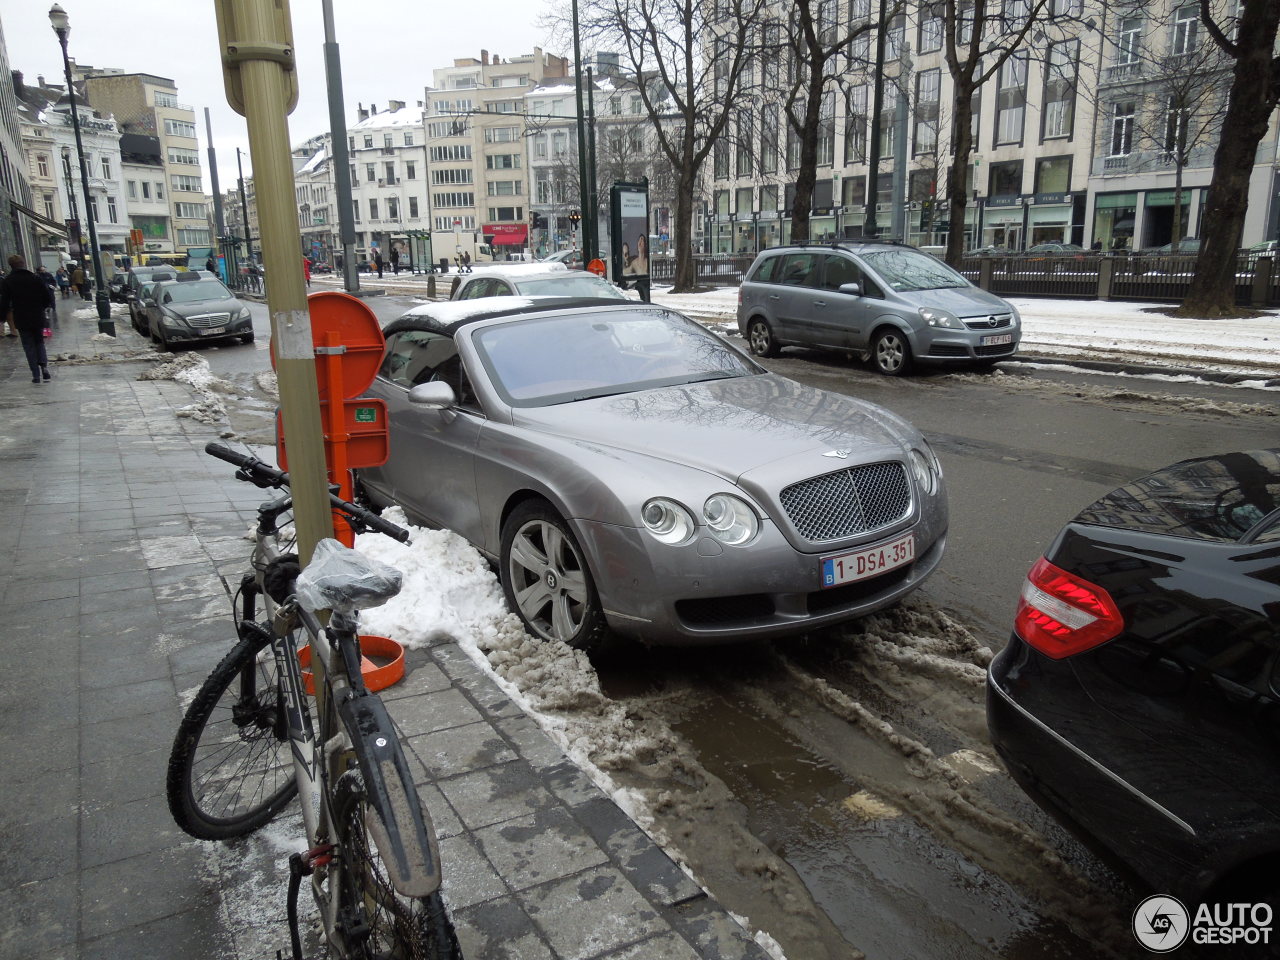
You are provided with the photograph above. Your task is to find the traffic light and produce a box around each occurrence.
[531,212,546,230]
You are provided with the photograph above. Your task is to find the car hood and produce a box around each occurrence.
[907,286,1013,317]
[510,373,917,482]
[1073,449,1280,544]
[162,299,238,318]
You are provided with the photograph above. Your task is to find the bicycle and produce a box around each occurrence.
[167,442,461,959]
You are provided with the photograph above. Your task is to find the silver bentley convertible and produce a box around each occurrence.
[357,297,948,649]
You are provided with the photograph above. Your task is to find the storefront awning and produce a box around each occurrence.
[10,199,67,236]
[484,224,528,246]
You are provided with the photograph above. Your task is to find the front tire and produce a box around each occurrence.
[500,500,607,650]
[166,626,297,840]
[330,771,461,960]
[871,328,913,376]
[746,317,779,357]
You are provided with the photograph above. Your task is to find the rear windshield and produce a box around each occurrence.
[162,280,233,303]
[859,249,968,291]
[516,277,626,299]
[1076,449,1280,543]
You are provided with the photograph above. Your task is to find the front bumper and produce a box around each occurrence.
[575,512,946,645]
[161,314,253,344]
[913,326,1020,363]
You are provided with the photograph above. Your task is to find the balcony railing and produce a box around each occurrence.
[1102,63,1142,83]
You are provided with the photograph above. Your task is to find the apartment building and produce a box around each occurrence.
[292,133,335,264]
[425,49,568,256]
[526,58,677,257]
[1085,0,1277,250]
[708,1,1103,254]
[345,101,429,265]
[78,68,208,253]
[0,27,36,260]
[14,74,129,259]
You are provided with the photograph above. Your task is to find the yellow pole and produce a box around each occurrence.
[216,0,333,562]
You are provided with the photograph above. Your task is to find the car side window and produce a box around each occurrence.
[778,253,820,287]
[820,256,861,291]
[752,256,781,283]
[379,330,454,388]
[459,278,492,299]
[491,280,514,296]
[850,258,884,298]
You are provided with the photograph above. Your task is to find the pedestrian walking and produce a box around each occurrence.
[0,255,55,383]
[374,251,384,279]
[206,256,216,274]
[390,247,400,275]
[302,256,312,289]
[55,266,70,299]
[71,264,89,300]
[462,251,472,273]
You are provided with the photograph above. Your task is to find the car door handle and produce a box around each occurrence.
[812,300,826,307]
[768,294,781,301]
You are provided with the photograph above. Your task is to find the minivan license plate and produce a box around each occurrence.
[820,532,915,588]
[981,333,1012,346]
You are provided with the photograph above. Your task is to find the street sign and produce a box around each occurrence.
[275,398,389,471]
[587,258,607,277]
[270,291,384,400]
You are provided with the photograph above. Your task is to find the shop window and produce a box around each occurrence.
[988,160,1022,198]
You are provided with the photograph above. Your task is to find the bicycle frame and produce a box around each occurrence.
[241,495,442,931]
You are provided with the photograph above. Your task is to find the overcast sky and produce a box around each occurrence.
[6,0,555,195]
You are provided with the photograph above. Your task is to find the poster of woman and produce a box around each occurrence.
[613,183,650,279]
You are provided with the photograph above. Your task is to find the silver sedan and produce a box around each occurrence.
[358,297,948,648]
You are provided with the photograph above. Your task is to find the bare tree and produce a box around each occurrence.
[562,0,767,290]
[1180,0,1280,316]
[938,0,1068,265]
[762,0,880,242]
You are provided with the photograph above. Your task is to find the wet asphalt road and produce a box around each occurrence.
[199,293,1278,959]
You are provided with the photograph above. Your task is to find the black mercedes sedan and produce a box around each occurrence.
[988,449,1280,905]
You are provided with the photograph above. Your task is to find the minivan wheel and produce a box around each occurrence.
[871,329,912,376]
[747,318,779,358]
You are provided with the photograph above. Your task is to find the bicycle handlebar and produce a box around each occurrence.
[205,442,410,543]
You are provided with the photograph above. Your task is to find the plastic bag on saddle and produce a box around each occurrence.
[295,537,402,616]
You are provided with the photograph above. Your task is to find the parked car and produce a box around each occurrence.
[539,249,584,269]
[126,267,177,332]
[450,265,625,301]
[737,240,1021,375]
[1025,242,1086,256]
[145,275,254,350]
[357,297,948,649]
[107,273,130,303]
[963,245,1010,257]
[1141,237,1201,255]
[988,449,1280,906]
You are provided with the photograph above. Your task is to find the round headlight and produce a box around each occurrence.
[703,494,759,545]
[909,449,936,495]
[641,498,695,545]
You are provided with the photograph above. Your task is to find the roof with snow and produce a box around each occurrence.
[352,106,424,130]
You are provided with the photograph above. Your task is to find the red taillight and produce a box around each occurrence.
[1014,556,1124,659]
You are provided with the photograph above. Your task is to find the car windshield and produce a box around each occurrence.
[859,249,968,291]
[515,277,626,299]
[472,308,761,406]
[163,280,233,304]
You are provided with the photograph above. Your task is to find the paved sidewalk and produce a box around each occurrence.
[0,295,770,960]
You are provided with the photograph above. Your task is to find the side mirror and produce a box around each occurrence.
[407,381,455,408]
[838,282,862,297]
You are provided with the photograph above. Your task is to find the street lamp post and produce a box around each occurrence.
[49,3,113,335]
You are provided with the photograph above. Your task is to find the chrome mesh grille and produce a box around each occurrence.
[779,461,911,542]
[186,311,232,329]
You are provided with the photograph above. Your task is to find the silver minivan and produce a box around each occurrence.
[736,241,1021,375]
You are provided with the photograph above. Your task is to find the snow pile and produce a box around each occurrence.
[138,352,229,425]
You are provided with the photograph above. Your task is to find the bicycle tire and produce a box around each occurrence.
[330,770,461,960]
[167,626,298,840]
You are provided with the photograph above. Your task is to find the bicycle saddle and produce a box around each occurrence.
[295,538,403,616]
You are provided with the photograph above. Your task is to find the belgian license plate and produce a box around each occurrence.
[821,532,915,588]
[981,333,1013,346]
[202,325,226,336]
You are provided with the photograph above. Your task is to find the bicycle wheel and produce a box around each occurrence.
[330,771,461,960]
[166,625,298,840]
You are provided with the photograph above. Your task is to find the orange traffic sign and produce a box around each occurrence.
[587,258,607,277]
[275,398,389,471]
[271,291,385,400]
